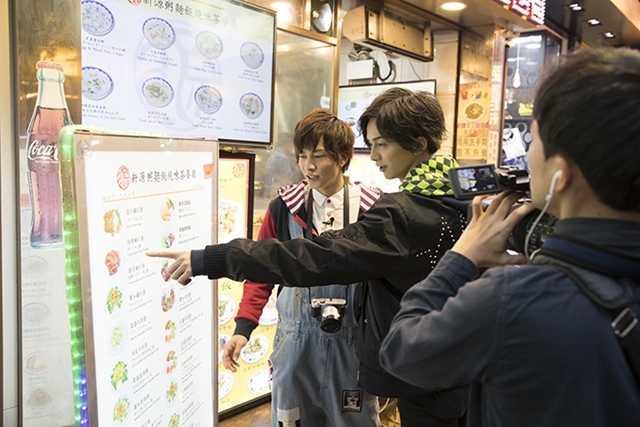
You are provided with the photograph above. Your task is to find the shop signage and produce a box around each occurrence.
[493,0,545,25]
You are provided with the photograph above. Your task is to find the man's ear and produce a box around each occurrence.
[414,136,428,154]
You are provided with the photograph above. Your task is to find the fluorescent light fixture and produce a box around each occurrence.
[514,35,542,44]
[526,43,541,49]
[565,3,585,12]
[507,58,517,62]
[601,31,616,39]
[441,2,467,11]
[585,18,601,26]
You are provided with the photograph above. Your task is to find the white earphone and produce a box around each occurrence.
[545,170,563,202]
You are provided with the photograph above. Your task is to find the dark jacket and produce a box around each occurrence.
[380,218,640,426]
[196,191,468,396]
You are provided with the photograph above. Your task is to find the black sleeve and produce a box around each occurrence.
[203,195,412,287]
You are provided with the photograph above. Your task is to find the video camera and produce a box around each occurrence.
[448,164,557,254]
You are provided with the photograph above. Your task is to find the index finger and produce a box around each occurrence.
[146,251,179,259]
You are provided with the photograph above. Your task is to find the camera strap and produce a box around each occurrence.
[532,235,640,387]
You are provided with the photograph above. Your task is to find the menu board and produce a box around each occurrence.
[80,0,275,145]
[216,155,277,412]
[456,81,492,160]
[59,130,217,426]
[338,80,436,149]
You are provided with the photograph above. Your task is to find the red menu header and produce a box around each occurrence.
[494,0,545,25]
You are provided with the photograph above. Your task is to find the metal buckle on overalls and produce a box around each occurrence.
[612,307,638,338]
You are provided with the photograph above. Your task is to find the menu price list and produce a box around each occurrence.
[82,150,213,427]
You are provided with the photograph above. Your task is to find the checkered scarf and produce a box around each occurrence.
[398,155,459,196]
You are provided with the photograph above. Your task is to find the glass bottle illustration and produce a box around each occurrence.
[26,61,72,248]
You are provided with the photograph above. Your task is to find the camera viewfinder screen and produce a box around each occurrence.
[452,166,500,196]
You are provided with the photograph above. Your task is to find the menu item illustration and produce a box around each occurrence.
[108,322,128,356]
[112,396,129,423]
[240,334,269,363]
[24,353,47,375]
[196,31,223,60]
[464,102,485,122]
[83,67,114,101]
[168,413,180,427]
[165,319,177,342]
[161,260,172,282]
[248,369,270,394]
[106,286,123,316]
[22,302,49,326]
[239,92,264,119]
[218,198,239,236]
[218,295,235,325]
[81,0,115,36]
[161,231,175,248]
[258,286,278,325]
[21,255,48,280]
[105,249,121,276]
[162,286,176,312]
[166,350,178,374]
[165,380,178,406]
[218,334,230,363]
[110,361,129,391]
[142,17,176,50]
[240,42,264,69]
[26,388,52,408]
[195,85,223,114]
[160,198,174,221]
[218,372,233,399]
[103,209,122,235]
[142,77,175,108]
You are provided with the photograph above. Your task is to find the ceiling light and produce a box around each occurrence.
[601,31,617,39]
[565,3,585,12]
[440,2,467,11]
[526,43,541,49]
[584,18,601,26]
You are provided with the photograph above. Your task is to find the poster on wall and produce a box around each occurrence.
[58,129,217,426]
[456,81,492,160]
[338,80,436,150]
[216,154,277,412]
[80,0,276,145]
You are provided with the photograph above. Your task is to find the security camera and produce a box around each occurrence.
[505,38,515,49]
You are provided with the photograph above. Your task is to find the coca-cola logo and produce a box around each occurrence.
[27,140,58,162]
[117,166,131,190]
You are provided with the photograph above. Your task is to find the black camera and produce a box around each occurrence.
[311,298,346,333]
[448,164,557,254]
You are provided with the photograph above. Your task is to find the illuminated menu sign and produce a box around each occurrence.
[81,0,275,145]
[493,0,545,25]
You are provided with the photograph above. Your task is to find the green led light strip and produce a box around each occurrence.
[58,126,89,426]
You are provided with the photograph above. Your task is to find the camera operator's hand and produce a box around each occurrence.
[452,191,536,268]
[222,335,248,372]
[145,250,193,285]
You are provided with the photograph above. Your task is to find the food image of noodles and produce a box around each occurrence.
[464,102,485,122]
[81,0,114,36]
[109,324,127,355]
[103,209,122,236]
[110,361,128,391]
[165,319,177,342]
[162,232,175,249]
[112,397,129,423]
[161,260,172,282]
[239,93,264,119]
[82,66,114,101]
[162,287,176,312]
[218,199,238,236]
[240,334,269,363]
[166,350,178,374]
[104,250,121,276]
[168,413,180,427]
[196,31,223,60]
[142,77,174,108]
[106,286,123,315]
[240,42,264,69]
[166,381,178,404]
[161,198,174,221]
[217,296,235,325]
[194,86,222,114]
[26,388,52,408]
[142,17,176,50]
[24,353,47,375]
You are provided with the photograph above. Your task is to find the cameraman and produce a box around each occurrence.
[379,48,640,426]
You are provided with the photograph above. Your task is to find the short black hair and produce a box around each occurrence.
[293,108,354,172]
[533,48,640,211]
[358,87,445,155]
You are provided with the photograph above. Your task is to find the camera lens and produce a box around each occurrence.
[320,305,342,333]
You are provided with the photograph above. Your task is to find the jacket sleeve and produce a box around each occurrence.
[233,208,278,338]
[202,195,411,286]
[379,250,502,390]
